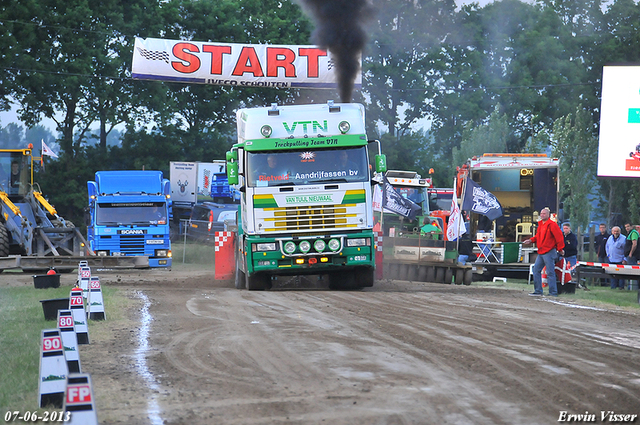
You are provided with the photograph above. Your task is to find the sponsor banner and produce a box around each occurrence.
[132,37,360,89]
[598,66,640,177]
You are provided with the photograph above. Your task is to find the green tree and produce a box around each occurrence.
[364,0,457,137]
[551,106,598,229]
[451,108,509,169]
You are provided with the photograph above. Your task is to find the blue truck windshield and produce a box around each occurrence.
[246,147,369,187]
[96,202,167,225]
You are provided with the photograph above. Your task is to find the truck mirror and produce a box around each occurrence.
[375,154,387,173]
[227,162,239,185]
[226,150,237,162]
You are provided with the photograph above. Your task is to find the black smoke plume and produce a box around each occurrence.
[298,0,374,103]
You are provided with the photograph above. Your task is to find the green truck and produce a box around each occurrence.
[226,101,386,290]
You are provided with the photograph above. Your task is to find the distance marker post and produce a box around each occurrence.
[57,309,81,373]
[78,265,91,300]
[69,288,89,344]
[64,373,98,425]
[87,276,106,321]
[39,329,68,408]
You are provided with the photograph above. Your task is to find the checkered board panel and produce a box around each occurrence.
[214,232,233,252]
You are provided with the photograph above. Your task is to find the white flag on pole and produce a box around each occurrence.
[41,140,59,158]
[446,195,466,241]
[372,184,383,212]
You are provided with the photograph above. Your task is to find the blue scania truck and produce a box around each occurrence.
[87,170,172,268]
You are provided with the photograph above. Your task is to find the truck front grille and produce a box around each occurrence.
[265,205,356,231]
[119,235,145,255]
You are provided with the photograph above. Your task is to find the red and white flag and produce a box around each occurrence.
[446,196,466,241]
[41,140,59,158]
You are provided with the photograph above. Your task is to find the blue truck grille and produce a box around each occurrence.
[119,235,145,255]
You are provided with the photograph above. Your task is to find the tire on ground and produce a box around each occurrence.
[444,268,453,284]
[0,222,9,258]
[246,272,270,290]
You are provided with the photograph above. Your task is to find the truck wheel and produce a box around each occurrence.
[417,266,428,282]
[234,250,245,290]
[406,264,418,282]
[444,268,453,284]
[246,272,270,290]
[435,267,445,283]
[355,267,374,287]
[455,268,464,285]
[398,264,408,281]
[0,222,9,258]
[388,262,398,278]
[426,266,435,282]
[463,269,473,285]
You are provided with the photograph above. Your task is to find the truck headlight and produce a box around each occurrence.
[254,242,277,252]
[260,125,272,138]
[338,121,350,134]
[347,238,368,247]
[155,249,168,257]
[299,240,311,253]
[313,239,326,252]
[328,238,341,252]
[96,250,108,257]
[283,241,296,254]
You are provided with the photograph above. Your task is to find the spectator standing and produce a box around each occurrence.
[594,223,610,286]
[561,223,578,268]
[594,224,610,263]
[623,222,639,290]
[623,222,639,264]
[523,207,565,297]
[605,226,626,290]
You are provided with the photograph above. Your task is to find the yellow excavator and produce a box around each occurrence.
[0,145,88,259]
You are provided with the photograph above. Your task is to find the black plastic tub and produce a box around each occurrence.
[33,274,61,289]
[40,298,69,321]
[558,282,576,294]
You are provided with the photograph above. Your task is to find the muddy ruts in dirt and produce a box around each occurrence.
[298,0,374,102]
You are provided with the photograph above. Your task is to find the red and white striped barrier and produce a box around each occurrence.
[578,261,640,276]
[578,261,640,270]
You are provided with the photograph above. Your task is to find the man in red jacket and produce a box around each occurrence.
[523,207,566,297]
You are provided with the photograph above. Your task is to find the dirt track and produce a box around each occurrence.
[21,268,640,424]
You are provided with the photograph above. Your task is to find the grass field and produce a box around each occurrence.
[0,282,136,419]
[475,277,640,310]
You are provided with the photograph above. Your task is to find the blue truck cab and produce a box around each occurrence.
[87,170,172,268]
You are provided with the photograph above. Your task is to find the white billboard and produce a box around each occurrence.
[598,65,640,178]
[132,37,360,90]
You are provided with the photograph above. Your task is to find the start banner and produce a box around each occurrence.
[132,37,360,89]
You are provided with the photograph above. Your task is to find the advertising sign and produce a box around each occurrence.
[132,37,360,89]
[598,65,640,177]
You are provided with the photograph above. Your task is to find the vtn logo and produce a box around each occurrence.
[283,120,328,135]
[119,229,145,235]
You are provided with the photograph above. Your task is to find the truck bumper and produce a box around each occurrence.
[149,257,172,268]
[245,233,375,276]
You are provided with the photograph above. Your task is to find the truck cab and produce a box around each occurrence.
[226,101,386,290]
[87,171,172,268]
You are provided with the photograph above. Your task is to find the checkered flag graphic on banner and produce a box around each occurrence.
[137,47,170,64]
[327,59,334,70]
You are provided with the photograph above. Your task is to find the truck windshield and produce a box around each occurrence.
[96,202,167,225]
[391,185,429,215]
[0,152,30,196]
[246,147,369,187]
